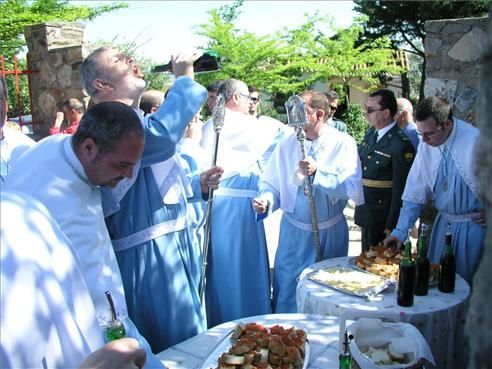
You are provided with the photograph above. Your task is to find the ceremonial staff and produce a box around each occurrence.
[199,94,226,303]
[285,95,322,262]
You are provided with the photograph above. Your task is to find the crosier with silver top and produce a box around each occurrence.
[199,93,226,304]
[285,95,322,262]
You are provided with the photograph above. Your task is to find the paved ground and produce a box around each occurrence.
[264,200,362,269]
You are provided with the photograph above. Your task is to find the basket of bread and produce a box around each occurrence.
[206,322,309,369]
[347,318,435,369]
[351,245,439,284]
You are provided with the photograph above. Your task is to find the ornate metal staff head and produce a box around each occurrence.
[285,95,308,130]
[285,94,308,143]
[212,93,226,133]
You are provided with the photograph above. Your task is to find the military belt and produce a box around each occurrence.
[363,179,393,189]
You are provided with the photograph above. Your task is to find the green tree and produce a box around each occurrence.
[0,0,126,58]
[353,0,489,100]
[281,15,404,104]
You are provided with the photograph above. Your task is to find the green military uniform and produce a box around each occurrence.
[354,124,415,250]
[328,118,348,133]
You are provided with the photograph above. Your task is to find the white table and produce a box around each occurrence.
[297,257,471,369]
[157,313,343,369]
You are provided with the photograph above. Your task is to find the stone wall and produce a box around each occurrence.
[465,10,492,369]
[24,22,87,137]
[424,16,488,124]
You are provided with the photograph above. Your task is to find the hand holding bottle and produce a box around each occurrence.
[78,338,146,369]
[171,49,203,80]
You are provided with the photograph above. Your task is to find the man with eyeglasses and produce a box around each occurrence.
[354,89,415,251]
[383,96,485,283]
[324,90,347,133]
[248,85,261,117]
[200,78,288,327]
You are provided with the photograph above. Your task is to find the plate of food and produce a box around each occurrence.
[350,244,439,285]
[201,322,309,369]
[307,266,392,298]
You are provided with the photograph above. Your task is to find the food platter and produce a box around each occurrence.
[200,322,310,369]
[307,266,392,298]
[349,257,439,287]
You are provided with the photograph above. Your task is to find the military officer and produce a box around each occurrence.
[354,89,415,251]
[324,90,347,133]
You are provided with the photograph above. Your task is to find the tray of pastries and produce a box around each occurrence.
[202,322,309,369]
[307,266,392,297]
[350,244,439,284]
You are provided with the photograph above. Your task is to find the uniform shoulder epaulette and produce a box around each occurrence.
[396,129,411,141]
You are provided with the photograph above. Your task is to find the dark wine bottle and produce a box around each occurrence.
[151,49,220,73]
[397,231,416,307]
[438,224,456,293]
[415,223,430,296]
[104,291,126,342]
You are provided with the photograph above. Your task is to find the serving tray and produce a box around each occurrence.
[200,323,310,369]
[307,266,392,298]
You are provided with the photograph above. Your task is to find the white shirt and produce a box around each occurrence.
[5,135,127,325]
[1,191,105,369]
[376,121,397,142]
[0,126,35,182]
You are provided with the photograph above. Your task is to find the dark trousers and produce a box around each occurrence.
[360,227,386,252]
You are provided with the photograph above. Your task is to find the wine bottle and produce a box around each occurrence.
[397,230,416,307]
[415,223,430,296]
[339,329,353,369]
[438,224,456,293]
[152,49,220,73]
[104,291,126,342]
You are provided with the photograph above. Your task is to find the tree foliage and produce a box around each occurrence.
[196,7,404,102]
[0,0,127,59]
[353,1,489,100]
[354,0,488,57]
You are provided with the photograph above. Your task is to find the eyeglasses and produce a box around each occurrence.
[250,97,259,103]
[416,126,443,139]
[329,106,337,111]
[365,106,385,114]
[238,93,254,102]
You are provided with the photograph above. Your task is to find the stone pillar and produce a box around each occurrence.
[424,16,488,124]
[465,11,492,369]
[24,22,87,137]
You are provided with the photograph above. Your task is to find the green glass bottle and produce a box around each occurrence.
[438,224,456,293]
[415,224,430,296]
[104,291,126,342]
[152,49,220,73]
[397,230,416,307]
[339,329,353,369]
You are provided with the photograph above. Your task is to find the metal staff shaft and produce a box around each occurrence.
[199,94,225,304]
[296,128,322,262]
[199,131,220,303]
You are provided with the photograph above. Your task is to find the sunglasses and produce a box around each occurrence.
[250,97,259,103]
[329,105,337,111]
[365,106,385,114]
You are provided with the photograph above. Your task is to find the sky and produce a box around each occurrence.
[74,0,357,63]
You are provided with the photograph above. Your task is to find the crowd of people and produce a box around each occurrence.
[0,46,486,368]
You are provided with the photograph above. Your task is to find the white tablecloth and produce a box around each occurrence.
[157,313,343,369]
[297,257,471,369]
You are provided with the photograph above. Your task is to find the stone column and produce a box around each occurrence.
[24,22,87,137]
[465,11,492,369]
[424,16,488,124]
